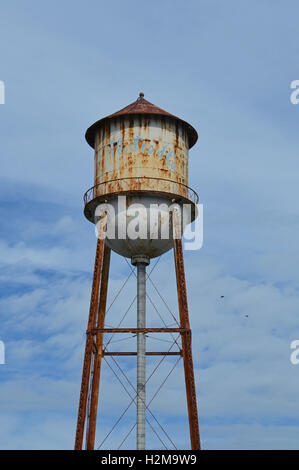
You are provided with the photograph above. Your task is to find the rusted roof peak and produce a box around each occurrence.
[107,93,183,120]
[85,94,198,149]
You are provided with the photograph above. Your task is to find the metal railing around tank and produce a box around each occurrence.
[83,177,199,206]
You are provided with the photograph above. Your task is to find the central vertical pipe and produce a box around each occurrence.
[131,254,150,450]
[137,262,146,450]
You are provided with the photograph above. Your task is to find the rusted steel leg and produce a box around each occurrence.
[173,210,201,450]
[86,245,111,450]
[74,237,105,450]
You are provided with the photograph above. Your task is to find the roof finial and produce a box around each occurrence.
[138,92,144,100]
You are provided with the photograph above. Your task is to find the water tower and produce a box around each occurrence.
[74,93,201,450]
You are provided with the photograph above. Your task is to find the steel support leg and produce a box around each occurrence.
[74,237,105,450]
[86,245,111,450]
[173,210,201,450]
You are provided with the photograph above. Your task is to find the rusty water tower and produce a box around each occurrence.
[75,93,201,450]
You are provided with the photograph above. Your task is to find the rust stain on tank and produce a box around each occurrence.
[88,96,196,203]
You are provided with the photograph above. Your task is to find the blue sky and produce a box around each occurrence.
[1,0,299,449]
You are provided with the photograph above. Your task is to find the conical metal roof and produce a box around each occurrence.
[85,93,198,149]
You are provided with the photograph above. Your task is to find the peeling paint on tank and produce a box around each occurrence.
[93,115,189,200]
